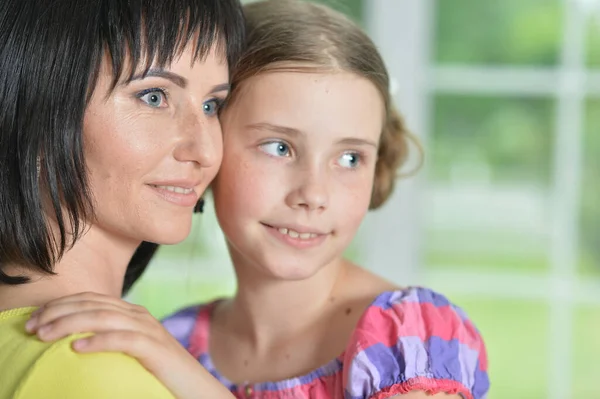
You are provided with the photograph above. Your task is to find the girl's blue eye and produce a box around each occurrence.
[339,152,360,169]
[138,89,167,108]
[203,99,222,116]
[260,141,291,157]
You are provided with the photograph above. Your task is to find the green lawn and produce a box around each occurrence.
[573,306,600,397]
[451,297,550,399]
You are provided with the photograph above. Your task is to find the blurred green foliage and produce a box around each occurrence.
[435,0,562,66]
[431,95,555,184]
[582,100,600,275]
[433,0,599,277]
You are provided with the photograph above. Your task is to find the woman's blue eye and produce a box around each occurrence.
[339,152,360,168]
[138,89,167,108]
[203,99,222,116]
[260,141,291,157]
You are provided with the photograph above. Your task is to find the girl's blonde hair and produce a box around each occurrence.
[231,0,418,209]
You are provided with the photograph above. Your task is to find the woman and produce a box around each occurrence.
[0,0,244,398]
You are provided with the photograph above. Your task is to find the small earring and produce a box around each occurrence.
[194,198,205,214]
[36,156,41,176]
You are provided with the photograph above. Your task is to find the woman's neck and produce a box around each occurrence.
[0,225,139,311]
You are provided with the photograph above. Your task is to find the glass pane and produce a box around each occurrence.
[434,0,562,66]
[425,95,554,273]
[132,273,236,320]
[311,0,363,23]
[438,296,550,399]
[586,16,600,68]
[579,100,600,277]
[244,0,363,22]
[573,305,600,397]
[430,96,554,184]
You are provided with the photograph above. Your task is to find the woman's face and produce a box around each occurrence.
[83,45,229,245]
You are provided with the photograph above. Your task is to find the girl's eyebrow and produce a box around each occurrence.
[247,122,377,148]
[246,122,303,138]
[337,138,377,148]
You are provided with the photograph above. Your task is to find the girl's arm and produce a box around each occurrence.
[26,292,233,399]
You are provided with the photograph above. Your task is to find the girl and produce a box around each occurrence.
[27,1,490,398]
[0,0,244,398]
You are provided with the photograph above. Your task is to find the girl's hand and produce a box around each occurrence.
[25,292,233,399]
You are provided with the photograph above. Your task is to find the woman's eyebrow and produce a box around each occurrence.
[126,71,230,95]
[129,69,188,88]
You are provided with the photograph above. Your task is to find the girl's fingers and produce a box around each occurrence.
[27,301,134,333]
[71,331,167,370]
[28,294,150,332]
[38,292,146,315]
[35,310,153,342]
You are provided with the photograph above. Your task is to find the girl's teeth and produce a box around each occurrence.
[276,227,319,240]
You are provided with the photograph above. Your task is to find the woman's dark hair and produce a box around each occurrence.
[124,242,160,295]
[0,0,245,286]
[123,199,203,295]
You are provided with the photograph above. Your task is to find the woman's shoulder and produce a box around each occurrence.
[12,333,175,398]
[343,286,490,399]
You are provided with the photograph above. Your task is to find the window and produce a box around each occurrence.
[362,0,598,397]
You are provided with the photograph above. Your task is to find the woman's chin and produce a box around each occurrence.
[145,222,192,245]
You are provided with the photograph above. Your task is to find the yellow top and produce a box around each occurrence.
[0,307,175,399]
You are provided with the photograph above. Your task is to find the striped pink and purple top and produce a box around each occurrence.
[162,287,489,399]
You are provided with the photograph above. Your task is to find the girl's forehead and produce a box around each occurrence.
[224,71,385,143]
[235,70,378,100]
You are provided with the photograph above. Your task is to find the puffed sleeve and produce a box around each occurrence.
[342,288,489,399]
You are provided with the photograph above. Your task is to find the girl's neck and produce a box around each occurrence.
[0,225,139,311]
[208,256,397,384]
[217,254,351,352]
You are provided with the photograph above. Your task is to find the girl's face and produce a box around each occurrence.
[213,70,384,279]
[83,45,229,246]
